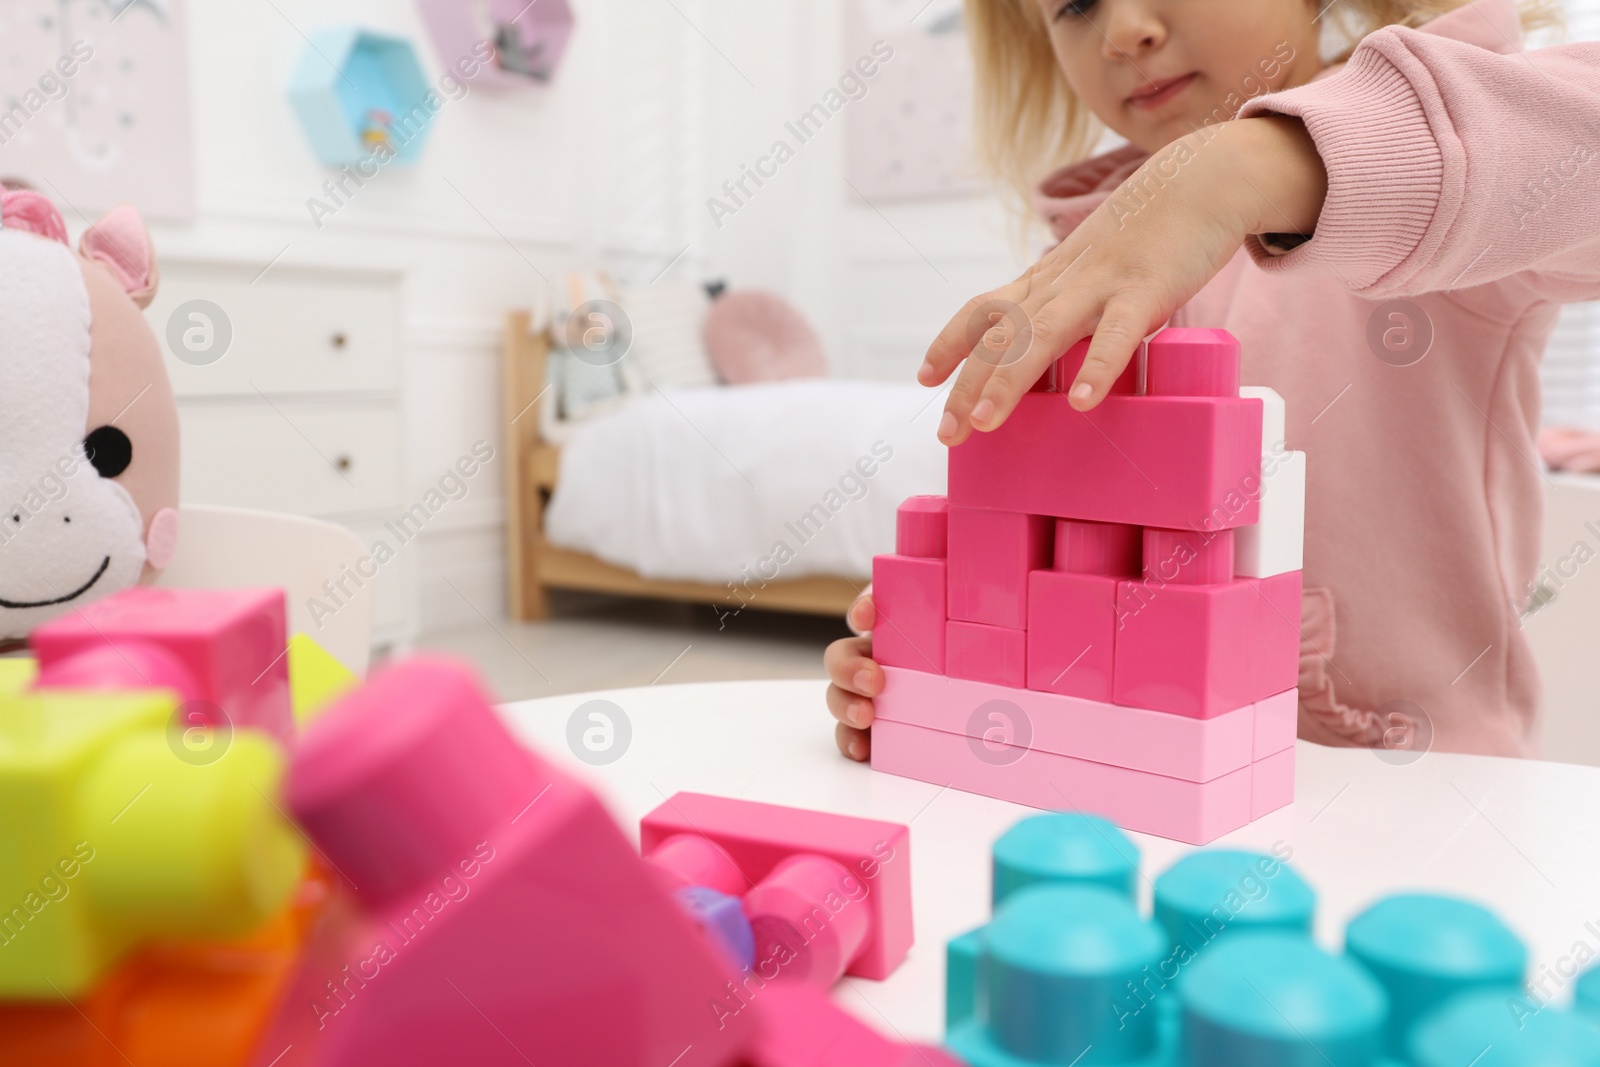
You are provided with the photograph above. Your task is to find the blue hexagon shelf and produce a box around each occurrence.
[289,29,435,167]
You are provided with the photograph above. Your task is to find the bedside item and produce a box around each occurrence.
[704,289,828,384]
[418,0,576,87]
[289,29,434,166]
[622,280,719,390]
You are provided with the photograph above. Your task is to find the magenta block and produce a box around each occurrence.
[743,854,873,988]
[947,620,1026,688]
[872,554,946,674]
[875,666,1260,783]
[896,495,949,558]
[948,393,1262,530]
[1055,518,1141,576]
[643,833,746,896]
[1026,570,1117,701]
[639,792,913,983]
[259,657,758,1067]
[1143,527,1235,585]
[1146,327,1241,397]
[1253,570,1304,698]
[870,718,1255,846]
[31,586,293,741]
[746,983,965,1067]
[1038,337,1141,396]
[947,507,1052,627]
[1251,746,1297,820]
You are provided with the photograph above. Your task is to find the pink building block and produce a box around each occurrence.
[870,719,1255,846]
[1055,519,1141,576]
[643,832,746,896]
[896,495,949,558]
[744,983,964,1067]
[1146,328,1241,397]
[1143,527,1235,585]
[1252,570,1304,699]
[871,555,946,674]
[1251,747,1297,820]
[1026,570,1118,701]
[947,620,1026,688]
[1034,337,1140,396]
[254,657,758,1067]
[947,508,1052,628]
[31,586,293,741]
[875,666,1262,782]
[948,393,1263,530]
[639,793,913,983]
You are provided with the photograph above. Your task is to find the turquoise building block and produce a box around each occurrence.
[289,28,435,166]
[991,812,1141,905]
[1408,992,1600,1067]
[946,926,987,1030]
[1153,849,1315,955]
[1577,963,1600,1026]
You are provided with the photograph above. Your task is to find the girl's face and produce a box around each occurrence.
[1035,0,1323,153]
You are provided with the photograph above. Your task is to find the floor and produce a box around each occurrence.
[413,591,849,704]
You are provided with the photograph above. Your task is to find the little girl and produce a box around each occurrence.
[826,0,1598,759]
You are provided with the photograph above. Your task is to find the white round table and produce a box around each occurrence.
[497,679,1600,1044]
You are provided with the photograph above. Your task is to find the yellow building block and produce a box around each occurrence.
[0,656,37,694]
[0,690,305,1000]
[287,633,359,726]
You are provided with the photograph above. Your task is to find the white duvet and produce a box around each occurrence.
[544,380,949,584]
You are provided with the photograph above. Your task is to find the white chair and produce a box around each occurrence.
[154,504,373,676]
[1525,472,1600,766]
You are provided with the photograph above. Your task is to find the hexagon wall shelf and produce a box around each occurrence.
[419,0,575,88]
[289,29,435,167]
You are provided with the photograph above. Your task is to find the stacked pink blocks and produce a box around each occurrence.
[870,330,1307,844]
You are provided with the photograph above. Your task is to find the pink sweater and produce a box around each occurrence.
[1034,0,1600,757]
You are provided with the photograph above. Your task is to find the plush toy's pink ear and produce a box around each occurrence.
[0,189,69,244]
[79,204,159,309]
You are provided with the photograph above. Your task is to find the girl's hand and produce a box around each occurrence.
[825,592,880,761]
[921,117,1328,445]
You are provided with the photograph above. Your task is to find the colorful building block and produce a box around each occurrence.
[1250,748,1298,820]
[256,658,760,1067]
[1146,327,1241,397]
[1142,527,1234,585]
[946,620,1027,688]
[286,633,359,726]
[31,586,294,742]
[896,495,949,558]
[1240,386,1286,455]
[0,689,304,999]
[676,885,757,973]
[1235,449,1306,579]
[871,555,946,674]
[639,792,913,984]
[1026,569,1117,700]
[947,508,1052,628]
[947,393,1263,530]
[0,656,36,693]
[1408,992,1600,1067]
[745,983,964,1067]
[1054,518,1141,576]
[1153,850,1315,958]
[1579,964,1600,1023]
[991,813,1140,904]
[1036,337,1141,396]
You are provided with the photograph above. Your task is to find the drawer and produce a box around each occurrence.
[146,263,400,398]
[178,403,402,518]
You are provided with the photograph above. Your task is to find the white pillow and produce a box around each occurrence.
[621,281,719,390]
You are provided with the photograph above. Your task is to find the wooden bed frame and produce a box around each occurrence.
[501,311,865,621]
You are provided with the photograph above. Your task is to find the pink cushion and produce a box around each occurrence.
[703,290,826,384]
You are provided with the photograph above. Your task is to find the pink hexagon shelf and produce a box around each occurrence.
[419,0,575,87]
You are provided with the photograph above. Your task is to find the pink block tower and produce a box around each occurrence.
[870,330,1306,844]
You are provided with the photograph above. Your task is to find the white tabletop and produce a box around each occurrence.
[497,678,1600,1044]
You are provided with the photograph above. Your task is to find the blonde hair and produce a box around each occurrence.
[967,0,1565,216]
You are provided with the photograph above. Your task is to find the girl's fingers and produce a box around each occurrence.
[835,720,871,762]
[968,296,1096,432]
[1066,292,1161,410]
[937,349,1002,445]
[824,635,880,696]
[827,683,875,731]
[846,592,875,635]
[919,281,1036,388]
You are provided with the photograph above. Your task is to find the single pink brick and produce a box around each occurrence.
[639,793,913,983]
[1251,746,1297,820]
[31,586,293,741]
[871,554,946,674]
[947,508,1053,628]
[948,393,1263,530]
[947,620,1026,688]
[895,495,949,558]
[265,658,758,1067]
[1143,527,1235,585]
[1027,570,1117,702]
[744,854,873,988]
[1146,327,1241,397]
[1113,578,1265,718]
[1042,337,1140,396]
[870,718,1255,846]
[1252,570,1304,698]
[1054,518,1142,576]
[875,666,1257,783]
[745,983,964,1067]
[1253,687,1300,760]
[643,833,747,896]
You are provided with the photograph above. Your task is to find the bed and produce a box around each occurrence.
[500,311,946,620]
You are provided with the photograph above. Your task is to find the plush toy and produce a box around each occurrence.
[0,188,180,640]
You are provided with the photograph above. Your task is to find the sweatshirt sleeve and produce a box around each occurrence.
[1237,25,1600,303]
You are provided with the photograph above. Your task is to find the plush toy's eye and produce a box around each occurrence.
[84,426,132,479]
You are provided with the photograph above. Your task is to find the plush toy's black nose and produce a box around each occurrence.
[84,426,132,479]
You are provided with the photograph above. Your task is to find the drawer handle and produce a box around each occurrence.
[331,332,349,350]
[335,454,353,473]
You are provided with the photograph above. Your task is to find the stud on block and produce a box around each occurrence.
[1053,518,1142,576]
[947,508,1053,628]
[1408,992,1600,1067]
[1153,850,1315,959]
[947,620,1027,688]
[871,554,946,674]
[896,495,949,558]
[1142,528,1235,585]
[991,813,1140,905]
[1146,328,1241,397]
[1042,337,1141,395]
[639,792,913,983]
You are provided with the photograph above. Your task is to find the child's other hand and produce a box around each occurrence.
[825,592,879,762]
[920,117,1327,445]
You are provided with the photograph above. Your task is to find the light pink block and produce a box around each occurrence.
[871,554,946,674]
[1026,570,1117,702]
[1143,527,1235,585]
[895,495,949,558]
[746,983,964,1067]
[31,586,294,741]
[1146,328,1241,397]
[870,718,1255,846]
[947,393,1263,530]
[1054,518,1141,576]
[947,620,1026,688]
[1251,746,1297,820]
[1253,688,1299,760]
[876,666,1256,782]
[1252,570,1303,698]
[262,657,757,1067]
[947,508,1052,628]
[640,793,913,982]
